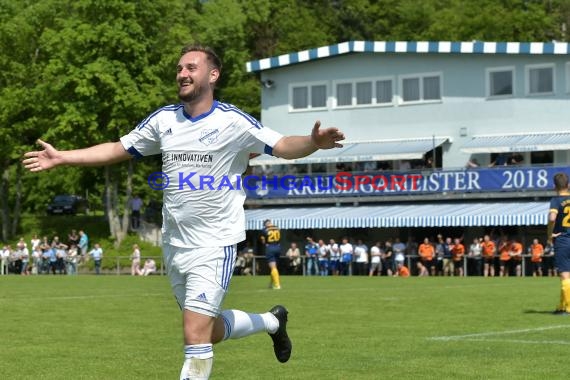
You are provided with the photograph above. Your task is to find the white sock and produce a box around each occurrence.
[221,309,279,340]
[181,344,213,380]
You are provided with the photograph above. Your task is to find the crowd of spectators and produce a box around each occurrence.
[1,230,161,276]
[234,233,555,278]
[1,230,93,276]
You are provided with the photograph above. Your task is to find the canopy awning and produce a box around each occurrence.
[460,132,570,153]
[245,201,548,230]
[250,137,450,166]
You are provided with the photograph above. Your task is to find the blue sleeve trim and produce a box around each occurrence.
[127,146,143,159]
[264,145,273,156]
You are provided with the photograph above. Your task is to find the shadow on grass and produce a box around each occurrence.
[523,309,556,315]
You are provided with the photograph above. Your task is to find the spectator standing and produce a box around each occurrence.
[498,236,511,277]
[317,239,329,276]
[481,235,496,277]
[66,244,79,275]
[131,244,142,276]
[68,229,79,248]
[418,237,435,276]
[369,242,382,277]
[31,246,42,275]
[510,238,524,277]
[285,243,301,275]
[39,237,51,274]
[304,237,319,276]
[382,240,394,276]
[435,234,445,276]
[130,194,144,230]
[328,239,340,276]
[47,245,58,275]
[30,234,41,252]
[339,238,353,276]
[529,238,544,277]
[451,238,465,276]
[78,230,89,263]
[19,244,30,276]
[393,238,407,272]
[1,246,10,275]
[55,243,68,275]
[353,240,368,276]
[468,237,483,276]
[89,243,103,275]
[16,238,29,275]
[442,237,454,276]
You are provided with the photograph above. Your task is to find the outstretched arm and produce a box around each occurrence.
[23,139,131,172]
[272,120,345,160]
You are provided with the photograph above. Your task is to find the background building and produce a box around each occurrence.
[242,40,570,256]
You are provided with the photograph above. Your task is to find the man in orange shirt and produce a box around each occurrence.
[451,238,465,276]
[529,238,544,277]
[418,237,435,276]
[510,238,524,277]
[498,236,511,277]
[481,234,496,277]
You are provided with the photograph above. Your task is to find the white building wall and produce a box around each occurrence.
[259,52,570,169]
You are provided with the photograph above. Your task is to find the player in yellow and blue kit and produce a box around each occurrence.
[261,219,282,289]
[547,172,570,315]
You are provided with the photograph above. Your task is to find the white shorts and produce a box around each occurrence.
[163,244,237,317]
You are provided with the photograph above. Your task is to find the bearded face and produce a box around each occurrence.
[176,51,217,104]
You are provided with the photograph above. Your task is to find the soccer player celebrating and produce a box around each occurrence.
[23,44,345,379]
[261,219,282,289]
[547,172,570,315]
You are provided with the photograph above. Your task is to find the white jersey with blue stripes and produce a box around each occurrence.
[120,101,283,248]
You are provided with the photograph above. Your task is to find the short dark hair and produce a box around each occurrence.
[180,44,222,73]
[554,172,569,191]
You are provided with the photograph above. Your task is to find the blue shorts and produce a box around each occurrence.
[265,244,281,263]
[555,235,570,272]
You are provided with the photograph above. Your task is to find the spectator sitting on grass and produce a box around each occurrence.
[141,258,156,276]
[395,262,410,277]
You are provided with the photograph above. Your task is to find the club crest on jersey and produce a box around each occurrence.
[199,129,219,146]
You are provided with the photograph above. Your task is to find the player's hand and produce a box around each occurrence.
[22,139,62,172]
[311,120,345,149]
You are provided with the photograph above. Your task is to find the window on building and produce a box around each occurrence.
[526,64,554,95]
[376,79,393,104]
[400,73,442,104]
[356,81,372,105]
[291,83,327,111]
[530,151,553,165]
[423,76,441,100]
[336,82,352,106]
[333,77,395,108]
[311,85,327,108]
[402,78,420,102]
[488,67,514,97]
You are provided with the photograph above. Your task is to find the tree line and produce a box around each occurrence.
[1,0,568,243]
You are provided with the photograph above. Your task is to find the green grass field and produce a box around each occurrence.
[0,275,568,379]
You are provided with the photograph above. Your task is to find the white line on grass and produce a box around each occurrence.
[0,292,166,301]
[429,325,570,342]
[453,338,570,346]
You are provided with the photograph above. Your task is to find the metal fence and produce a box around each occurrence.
[0,254,551,277]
